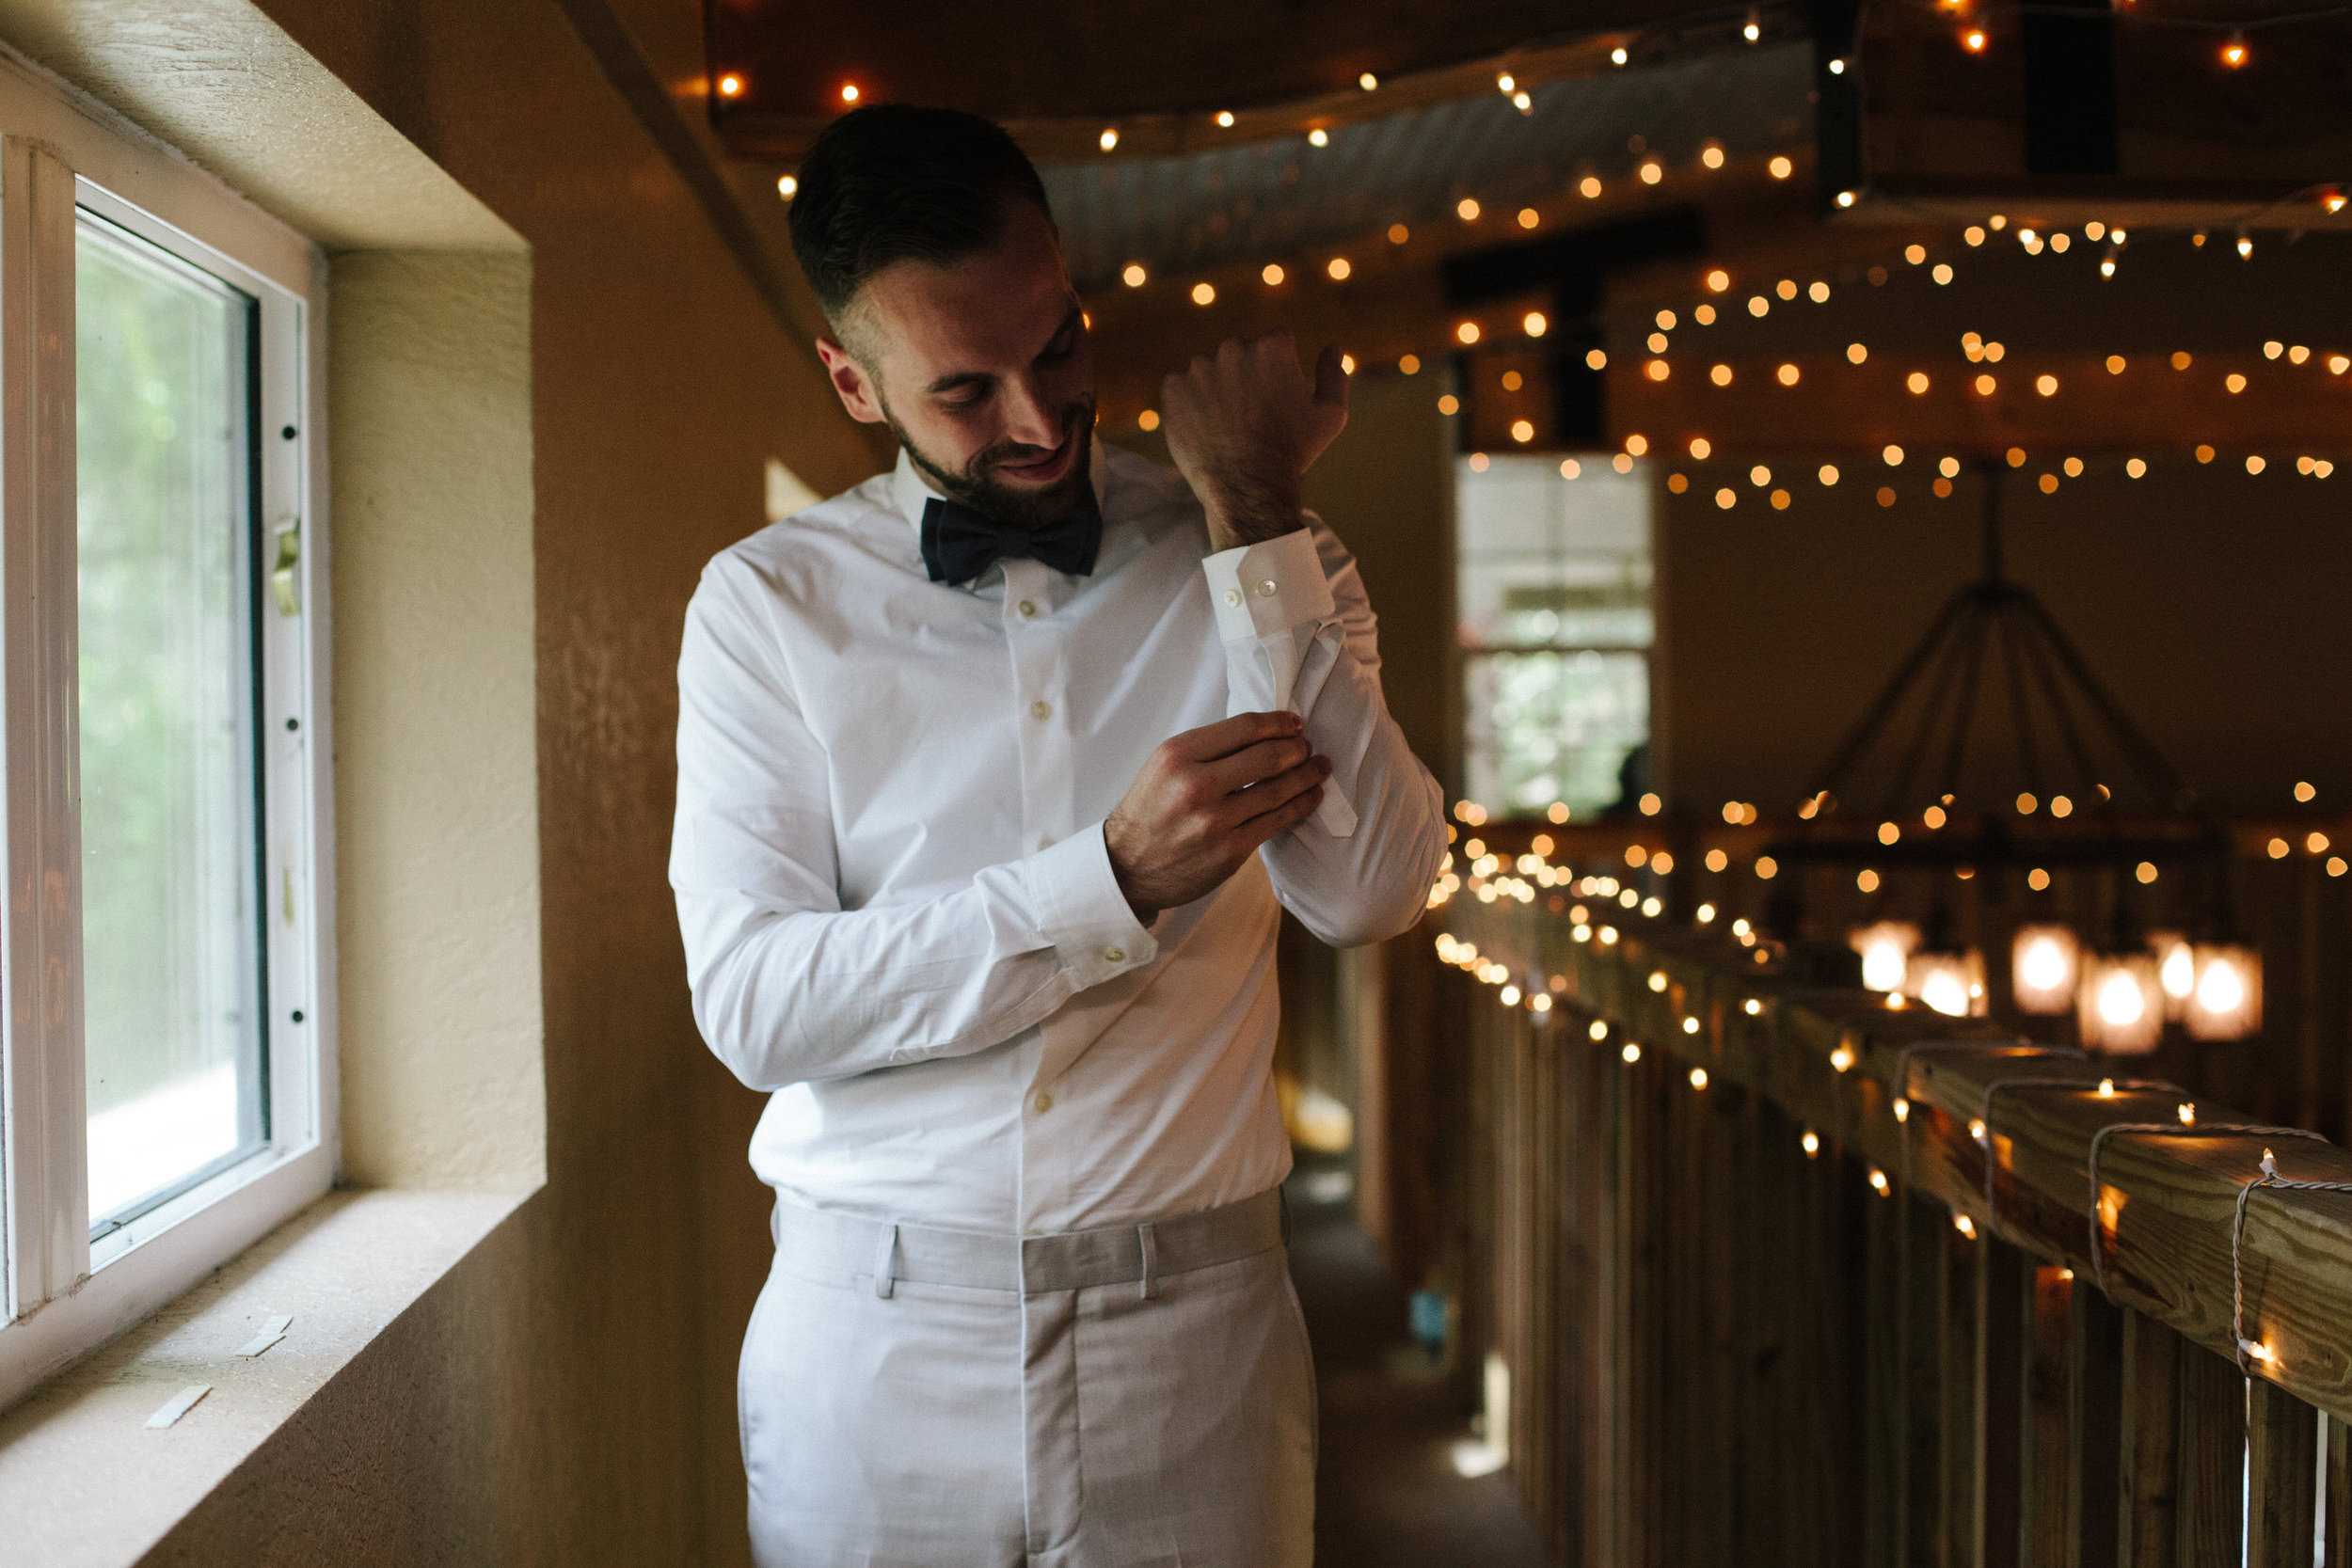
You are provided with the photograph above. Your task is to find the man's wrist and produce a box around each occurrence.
[1202,487,1305,552]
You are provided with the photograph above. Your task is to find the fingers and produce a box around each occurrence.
[1235,781,1326,850]
[1200,736,1313,796]
[1229,755,1329,825]
[1167,709,1302,764]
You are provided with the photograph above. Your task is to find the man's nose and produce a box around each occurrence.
[999,375,1063,450]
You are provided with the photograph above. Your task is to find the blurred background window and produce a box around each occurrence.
[1455,454,1652,818]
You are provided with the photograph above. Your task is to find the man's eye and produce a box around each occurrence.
[942,390,989,413]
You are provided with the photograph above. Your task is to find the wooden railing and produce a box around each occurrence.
[1431,874,2352,1566]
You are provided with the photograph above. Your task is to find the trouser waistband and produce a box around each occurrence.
[771,1187,1287,1299]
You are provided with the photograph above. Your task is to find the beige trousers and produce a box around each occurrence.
[740,1191,1316,1568]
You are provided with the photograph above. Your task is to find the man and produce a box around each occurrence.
[671,103,1446,1567]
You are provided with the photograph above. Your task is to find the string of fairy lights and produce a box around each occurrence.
[1424,821,2344,1375]
[1109,149,2352,488]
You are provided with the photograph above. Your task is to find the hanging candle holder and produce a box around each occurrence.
[2185,942,2263,1039]
[2010,923,2081,1016]
[2077,949,2164,1053]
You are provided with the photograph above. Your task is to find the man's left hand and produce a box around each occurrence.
[1160,332,1349,553]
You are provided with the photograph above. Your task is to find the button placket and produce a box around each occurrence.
[1001,562,1052,856]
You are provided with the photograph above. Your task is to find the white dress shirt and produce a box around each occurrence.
[671,438,1445,1235]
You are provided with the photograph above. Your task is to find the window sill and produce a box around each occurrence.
[0,1184,532,1566]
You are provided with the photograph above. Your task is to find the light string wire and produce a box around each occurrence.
[1890,1037,2080,1187]
[2231,1146,2352,1372]
[1973,1074,2167,1242]
[2084,1119,2327,1293]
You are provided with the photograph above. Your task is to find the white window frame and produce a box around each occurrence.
[0,54,333,1410]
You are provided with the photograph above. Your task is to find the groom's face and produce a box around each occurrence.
[818,198,1097,528]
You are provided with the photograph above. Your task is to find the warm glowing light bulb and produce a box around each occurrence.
[2221,31,2248,67]
[840,83,861,103]
[1308,128,1328,148]
[2097,970,2146,1027]
[1963,27,1987,52]
[777,174,798,198]
[717,72,745,98]
[1216,110,1234,127]
[1359,71,1379,91]
[1523,310,1549,337]
[2198,958,2247,1014]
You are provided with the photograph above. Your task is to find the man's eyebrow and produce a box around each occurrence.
[921,308,1083,398]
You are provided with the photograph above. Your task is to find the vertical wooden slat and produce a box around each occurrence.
[1942,1219,1983,1568]
[1619,1042,1665,1568]
[2020,1264,2075,1568]
[2117,1309,2182,1568]
[2323,1413,2348,1568]
[2070,1285,2123,1568]
[2174,1341,2247,1568]
[2246,1377,2317,1568]
[1865,1159,1905,1567]
[1583,1013,1621,1568]
[1904,1191,1948,1565]
[1981,1242,2026,1568]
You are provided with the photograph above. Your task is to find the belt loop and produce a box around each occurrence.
[873,1222,899,1299]
[1137,1222,1159,1300]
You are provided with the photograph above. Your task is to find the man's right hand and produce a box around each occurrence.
[1104,711,1329,923]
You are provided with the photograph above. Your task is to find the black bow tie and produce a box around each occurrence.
[919,490,1102,587]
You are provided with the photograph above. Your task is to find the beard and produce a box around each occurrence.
[885,394,1097,531]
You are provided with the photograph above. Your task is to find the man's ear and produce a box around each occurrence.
[815,336,886,425]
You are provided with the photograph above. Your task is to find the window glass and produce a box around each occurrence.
[75,210,263,1230]
[1457,455,1653,817]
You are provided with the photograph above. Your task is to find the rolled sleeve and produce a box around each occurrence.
[1020,821,1159,989]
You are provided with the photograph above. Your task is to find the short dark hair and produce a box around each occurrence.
[787,105,1052,324]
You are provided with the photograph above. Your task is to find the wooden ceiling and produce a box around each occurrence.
[707,2,2352,460]
[702,0,1800,160]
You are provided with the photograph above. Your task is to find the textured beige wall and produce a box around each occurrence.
[329,250,546,1190]
[0,0,882,1560]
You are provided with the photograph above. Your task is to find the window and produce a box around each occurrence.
[1456,454,1653,818]
[0,70,328,1403]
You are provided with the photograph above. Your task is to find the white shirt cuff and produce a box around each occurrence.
[1022,822,1157,988]
[1202,530,1334,642]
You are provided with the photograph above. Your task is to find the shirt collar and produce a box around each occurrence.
[891,433,1113,539]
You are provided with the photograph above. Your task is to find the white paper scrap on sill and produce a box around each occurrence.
[234,1313,294,1357]
[146,1384,213,1429]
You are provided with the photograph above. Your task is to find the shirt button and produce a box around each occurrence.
[1256,578,1279,597]
[1223,588,1242,608]
[1034,1091,1054,1114]
[1030,700,1052,720]
[1018,599,1038,618]
[1102,946,1125,963]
